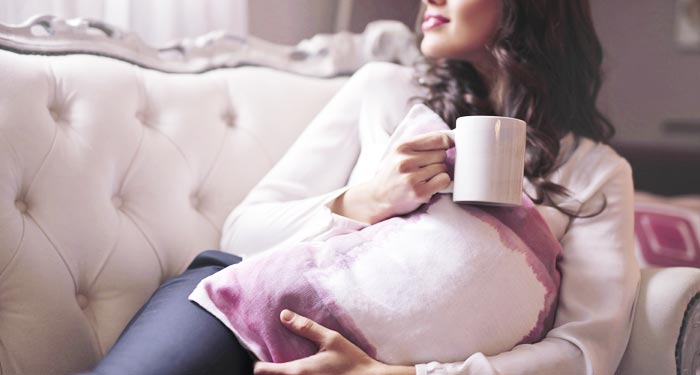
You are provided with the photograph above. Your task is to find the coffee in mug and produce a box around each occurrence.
[439,116,527,206]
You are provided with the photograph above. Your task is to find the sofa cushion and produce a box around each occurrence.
[634,192,700,268]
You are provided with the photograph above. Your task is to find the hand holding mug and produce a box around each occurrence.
[331,131,453,224]
[330,113,526,224]
[366,131,454,220]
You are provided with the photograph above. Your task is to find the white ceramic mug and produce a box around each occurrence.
[439,116,527,206]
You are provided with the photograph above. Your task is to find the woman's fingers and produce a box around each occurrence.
[416,149,447,168]
[413,163,449,184]
[362,130,454,221]
[397,150,447,172]
[254,359,308,375]
[424,172,452,193]
[405,164,451,201]
[253,361,291,375]
[279,309,335,346]
[253,356,315,375]
[398,131,454,152]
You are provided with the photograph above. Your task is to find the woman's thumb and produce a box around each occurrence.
[280,309,332,345]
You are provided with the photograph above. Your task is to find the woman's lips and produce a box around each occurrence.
[422,14,450,31]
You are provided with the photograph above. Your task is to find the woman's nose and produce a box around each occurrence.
[425,0,446,5]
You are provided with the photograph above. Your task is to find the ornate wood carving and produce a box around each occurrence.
[0,14,419,76]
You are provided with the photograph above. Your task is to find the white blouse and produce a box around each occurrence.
[220,62,641,375]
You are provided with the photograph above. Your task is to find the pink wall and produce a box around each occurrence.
[591,0,700,146]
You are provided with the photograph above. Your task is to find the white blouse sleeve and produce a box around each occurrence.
[219,66,374,256]
[416,152,641,375]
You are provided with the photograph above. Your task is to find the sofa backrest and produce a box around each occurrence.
[0,48,347,374]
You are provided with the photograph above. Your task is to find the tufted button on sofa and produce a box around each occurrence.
[2,16,700,375]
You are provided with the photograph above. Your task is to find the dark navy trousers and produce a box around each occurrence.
[81,250,254,375]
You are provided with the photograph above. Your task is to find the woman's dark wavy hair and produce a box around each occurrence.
[415,0,613,217]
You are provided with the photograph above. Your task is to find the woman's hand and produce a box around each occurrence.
[329,131,453,224]
[253,310,415,375]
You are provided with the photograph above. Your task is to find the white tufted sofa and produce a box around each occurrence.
[0,24,350,374]
[2,16,700,375]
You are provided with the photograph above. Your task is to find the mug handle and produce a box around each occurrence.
[437,129,455,194]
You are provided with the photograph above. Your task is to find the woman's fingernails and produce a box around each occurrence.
[281,309,295,322]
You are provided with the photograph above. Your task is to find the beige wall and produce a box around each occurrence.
[592,0,700,146]
[249,0,338,45]
[249,1,700,146]
[347,0,421,33]
[249,0,420,45]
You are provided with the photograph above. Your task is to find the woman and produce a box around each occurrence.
[88,0,640,374]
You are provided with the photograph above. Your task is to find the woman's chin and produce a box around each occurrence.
[419,38,464,60]
[420,42,484,64]
[419,43,447,60]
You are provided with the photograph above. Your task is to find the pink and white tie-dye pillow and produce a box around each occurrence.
[189,105,563,365]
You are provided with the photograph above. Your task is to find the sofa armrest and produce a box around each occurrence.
[618,267,700,375]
